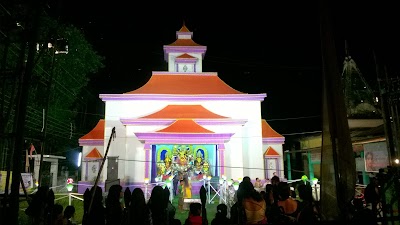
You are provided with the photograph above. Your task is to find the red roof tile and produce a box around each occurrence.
[264,146,280,156]
[156,119,214,133]
[140,105,228,119]
[85,147,103,159]
[261,119,283,138]
[79,119,105,140]
[179,24,190,32]
[124,74,244,95]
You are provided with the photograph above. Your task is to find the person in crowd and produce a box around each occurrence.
[178,179,185,211]
[296,183,319,225]
[254,178,262,189]
[173,172,180,197]
[105,184,123,225]
[211,204,230,225]
[184,202,203,225]
[84,186,105,225]
[183,175,192,199]
[275,182,301,224]
[239,180,268,224]
[350,198,377,225]
[63,205,76,225]
[128,187,152,225]
[364,177,380,217]
[52,204,64,225]
[148,185,168,225]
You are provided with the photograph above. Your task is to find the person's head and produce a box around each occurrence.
[243,176,251,183]
[271,175,280,185]
[256,178,260,182]
[189,202,202,216]
[277,182,291,201]
[63,205,75,219]
[297,183,313,202]
[365,152,374,170]
[215,204,228,218]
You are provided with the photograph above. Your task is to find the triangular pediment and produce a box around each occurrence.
[264,146,280,156]
[85,147,103,159]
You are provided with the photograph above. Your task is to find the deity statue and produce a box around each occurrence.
[157,162,166,176]
[164,154,172,170]
[202,160,210,175]
[194,151,204,174]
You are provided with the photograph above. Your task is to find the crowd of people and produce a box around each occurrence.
[25,174,381,225]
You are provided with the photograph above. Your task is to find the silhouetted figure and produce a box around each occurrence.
[351,198,377,225]
[211,204,230,225]
[297,183,319,225]
[52,204,64,225]
[63,205,76,225]
[105,184,123,225]
[128,188,152,225]
[364,177,380,217]
[123,187,131,224]
[148,185,167,225]
[83,186,105,225]
[25,185,52,225]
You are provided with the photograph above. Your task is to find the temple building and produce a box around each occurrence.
[78,24,285,192]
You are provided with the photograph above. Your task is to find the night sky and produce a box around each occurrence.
[54,1,399,143]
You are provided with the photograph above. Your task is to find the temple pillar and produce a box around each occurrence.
[218,144,225,176]
[144,143,151,179]
[85,161,88,181]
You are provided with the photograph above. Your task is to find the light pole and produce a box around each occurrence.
[37,38,68,187]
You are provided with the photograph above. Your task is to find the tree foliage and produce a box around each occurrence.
[0,8,104,159]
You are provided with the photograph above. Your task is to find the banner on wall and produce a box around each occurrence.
[0,171,34,194]
[364,141,389,172]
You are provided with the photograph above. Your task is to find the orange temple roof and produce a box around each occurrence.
[261,119,283,138]
[179,24,190,32]
[124,74,244,95]
[140,105,229,119]
[79,119,105,140]
[156,119,214,133]
[85,147,103,159]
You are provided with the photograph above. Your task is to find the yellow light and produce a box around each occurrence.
[144,178,149,184]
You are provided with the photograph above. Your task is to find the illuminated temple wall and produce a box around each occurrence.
[103,99,264,183]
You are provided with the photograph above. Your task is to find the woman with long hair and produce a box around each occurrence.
[129,187,152,225]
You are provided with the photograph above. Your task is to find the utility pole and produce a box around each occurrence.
[8,1,41,224]
[318,0,356,222]
[375,55,397,164]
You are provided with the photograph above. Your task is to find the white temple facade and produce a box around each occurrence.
[78,24,285,193]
